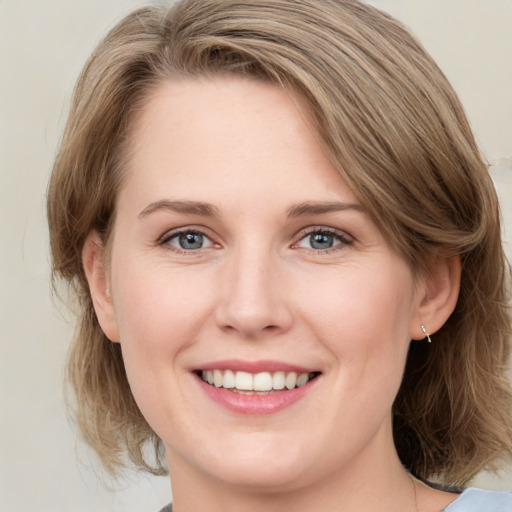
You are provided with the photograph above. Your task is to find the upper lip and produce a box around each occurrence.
[193,359,319,374]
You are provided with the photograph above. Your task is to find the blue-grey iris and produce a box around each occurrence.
[179,232,203,250]
[310,233,334,250]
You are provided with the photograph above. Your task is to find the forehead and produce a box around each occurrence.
[120,76,357,212]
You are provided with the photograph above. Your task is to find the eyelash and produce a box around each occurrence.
[292,226,353,254]
[159,226,353,254]
[159,226,219,254]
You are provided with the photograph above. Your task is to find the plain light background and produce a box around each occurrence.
[1,1,511,510]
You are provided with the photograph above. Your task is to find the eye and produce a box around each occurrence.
[162,229,216,251]
[295,228,352,252]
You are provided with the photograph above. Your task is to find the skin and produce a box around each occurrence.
[84,77,461,512]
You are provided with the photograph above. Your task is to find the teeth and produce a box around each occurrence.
[235,371,253,391]
[200,369,315,391]
[296,373,309,387]
[253,372,273,391]
[285,372,297,390]
[213,369,223,388]
[223,369,235,389]
[272,371,285,390]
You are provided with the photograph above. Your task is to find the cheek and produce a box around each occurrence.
[108,263,214,398]
[301,261,414,341]
[108,270,206,432]
[112,262,211,346]
[297,260,415,389]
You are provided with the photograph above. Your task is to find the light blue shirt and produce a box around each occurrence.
[158,488,512,512]
[443,488,512,511]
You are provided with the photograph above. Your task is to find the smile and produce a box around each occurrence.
[194,364,322,414]
[199,369,319,393]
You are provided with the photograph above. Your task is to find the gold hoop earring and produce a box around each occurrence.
[421,325,432,343]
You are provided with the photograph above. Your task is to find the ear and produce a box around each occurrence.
[82,231,120,342]
[410,254,461,341]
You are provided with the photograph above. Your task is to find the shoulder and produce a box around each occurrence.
[157,505,172,512]
[444,488,512,511]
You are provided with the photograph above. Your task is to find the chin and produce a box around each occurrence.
[206,456,310,492]
[169,432,316,492]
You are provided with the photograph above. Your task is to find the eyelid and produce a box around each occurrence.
[158,225,220,252]
[292,225,353,251]
[157,224,352,254]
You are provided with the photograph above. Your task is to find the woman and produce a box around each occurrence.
[47,0,512,510]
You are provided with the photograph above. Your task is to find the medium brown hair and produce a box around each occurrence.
[47,0,512,484]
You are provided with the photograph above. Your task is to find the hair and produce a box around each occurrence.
[47,0,512,485]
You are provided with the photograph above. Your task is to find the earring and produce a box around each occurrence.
[421,325,432,343]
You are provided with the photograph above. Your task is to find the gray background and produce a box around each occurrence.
[1,1,511,510]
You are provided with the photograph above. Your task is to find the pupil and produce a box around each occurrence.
[179,232,203,250]
[311,233,333,249]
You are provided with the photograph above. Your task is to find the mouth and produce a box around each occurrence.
[194,369,321,395]
[192,360,322,414]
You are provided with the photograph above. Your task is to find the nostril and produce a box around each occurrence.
[219,322,284,338]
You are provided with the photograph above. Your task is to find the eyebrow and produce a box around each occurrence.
[286,201,364,218]
[138,199,363,219]
[138,200,219,218]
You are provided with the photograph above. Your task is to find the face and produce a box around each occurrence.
[91,77,428,491]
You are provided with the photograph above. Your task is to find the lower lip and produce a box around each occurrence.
[195,375,319,415]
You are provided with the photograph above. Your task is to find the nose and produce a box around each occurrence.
[214,247,293,339]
